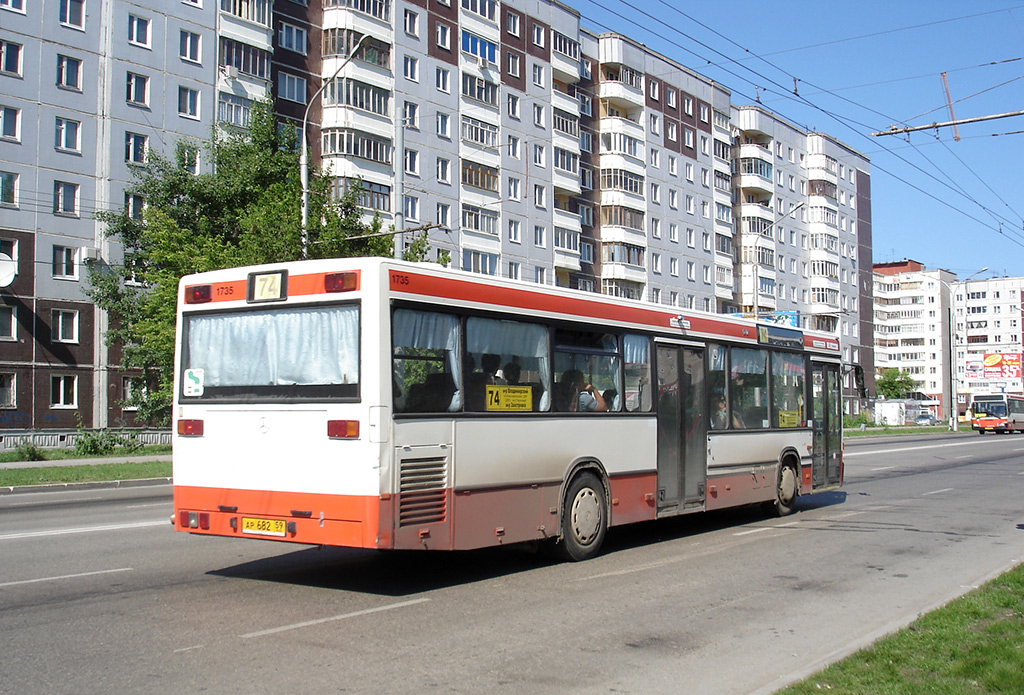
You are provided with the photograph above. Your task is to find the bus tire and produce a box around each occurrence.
[763,461,799,517]
[556,472,607,562]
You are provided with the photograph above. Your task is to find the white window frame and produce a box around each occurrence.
[125,131,148,164]
[436,67,450,93]
[57,54,82,90]
[52,309,79,343]
[126,72,149,106]
[0,171,17,207]
[277,72,306,103]
[178,86,200,118]
[53,182,79,216]
[59,0,84,28]
[52,244,77,277]
[54,117,80,152]
[179,30,201,63]
[50,375,77,409]
[128,14,150,47]
[278,22,307,54]
[0,105,19,142]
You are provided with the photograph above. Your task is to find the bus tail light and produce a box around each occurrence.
[179,511,210,529]
[185,285,212,304]
[327,420,359,439]
[325,272,358,292]
[177,419,204,436]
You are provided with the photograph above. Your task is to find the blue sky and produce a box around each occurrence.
[571,0,1024,280]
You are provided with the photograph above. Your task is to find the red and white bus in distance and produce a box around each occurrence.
[173,258,844,561]
[969,393,1024,434]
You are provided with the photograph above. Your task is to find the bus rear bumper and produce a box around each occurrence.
[173,485,381,549]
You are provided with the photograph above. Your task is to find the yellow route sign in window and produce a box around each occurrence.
[485,385,533,412]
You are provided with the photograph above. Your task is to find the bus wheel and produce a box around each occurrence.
[763,462,798,517]
[557,472,607,562]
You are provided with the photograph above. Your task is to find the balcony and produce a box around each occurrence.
[599,79,644,110]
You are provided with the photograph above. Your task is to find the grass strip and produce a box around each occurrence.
[777,562,1024,694]
[0,444,171,464]
[0,460,172,487]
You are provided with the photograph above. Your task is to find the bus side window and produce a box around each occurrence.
[623,334,651,412]
[465,317,550,412]
[392,309,461,413]
[730,347,768,429]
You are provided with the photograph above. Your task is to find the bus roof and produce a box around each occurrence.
[179,257,841,356]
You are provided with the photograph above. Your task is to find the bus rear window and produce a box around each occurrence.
[181,304,359,400]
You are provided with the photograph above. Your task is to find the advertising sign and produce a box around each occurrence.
[983,353,1022,380]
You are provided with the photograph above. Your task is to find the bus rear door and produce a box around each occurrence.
[655,344,707,514]
[811,362,842,488]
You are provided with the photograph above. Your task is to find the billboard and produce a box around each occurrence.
[983,353,1022,380]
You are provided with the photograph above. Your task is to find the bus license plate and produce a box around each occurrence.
[241,517,287,537]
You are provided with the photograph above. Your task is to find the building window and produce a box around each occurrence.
[128,15,150,47]
[532,63,544,87]
[277,72,306,103]
[1,0,25,12]
[125,131,148,164]
[179,30,201,63]
[506,11,520,37]
[404,148,419,175]
[218,92,252,127]
[55,117,81,151]
[57,55,82,89]
[59,0,84,28]
[403,101,419,128]
[436,23,450,49]
[508,219,521,243]
[52,245,77,278]
[53,182,79,216]
[506,52,519,77]
[0,372,13,408]
[221,0,270,25]
[0,171,16,206]
[436,112,450,138]
[534,224,545,247]
[508,261,520,280]
[436,157,450,183]
[0,105,18,141]
[507,94,519,118]
[50,375,77,408]
[278,22,307,54]
[403,9,419,36]
[220,37,270,79]
[535,266,546,284]
[178,86,200,118]
[533,184,546,208]
[125,193,145,220]
[436,202,450,228]
[404,195,419,221]
[403,56,418,81]
[0,305,14,341]
[126,72,149,106]
[52,309,79,343]
[532,23,545,47]
[581,241,594,263]
[436,67,450,92]
[1,40,22,75]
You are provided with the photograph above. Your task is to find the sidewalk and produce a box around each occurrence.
[0,454,171,470]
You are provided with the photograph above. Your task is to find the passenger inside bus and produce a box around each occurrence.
[557,370,607,412]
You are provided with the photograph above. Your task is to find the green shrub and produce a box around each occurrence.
[13,438,46,461]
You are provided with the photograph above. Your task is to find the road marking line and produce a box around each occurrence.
[923,488,954,496]
[827,511,864,520]
[871,466,896,471]
[173,645,205,654]
[0,567,133,588]
[239,598,431,639]
[125,503,169,509]
[845,441,984,457]
[0,519,166,541]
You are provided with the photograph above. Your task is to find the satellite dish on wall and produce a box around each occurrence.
[0,253,16,288]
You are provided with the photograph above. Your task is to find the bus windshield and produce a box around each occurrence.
[180,304,360,400]
[972,401,1006,418]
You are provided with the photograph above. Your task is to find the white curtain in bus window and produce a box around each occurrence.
[465,317,550,412]
[729,347,768,429]
[392,309,461,412]
[623,334,651,412]
[771,352,805,428]
[186,306,359,387]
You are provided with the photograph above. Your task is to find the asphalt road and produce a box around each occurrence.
[1,432,1023,694]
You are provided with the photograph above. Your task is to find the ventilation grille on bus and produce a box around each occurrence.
[398,455,448,527]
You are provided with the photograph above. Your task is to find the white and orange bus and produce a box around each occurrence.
[172,257,844,560]
[969,393,1024,434]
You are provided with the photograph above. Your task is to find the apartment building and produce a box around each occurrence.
[873,260,954,417]
[1,0,873,429]
[733,106,873,413]
[954,275,1024,404]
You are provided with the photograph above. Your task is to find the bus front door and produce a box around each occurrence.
[656,345,707,513]
[811,363,843,488]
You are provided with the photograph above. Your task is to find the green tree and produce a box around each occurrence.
[89,100,392,424]
[875,368,917,400]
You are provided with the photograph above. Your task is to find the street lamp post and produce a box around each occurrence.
[300,34,373,258]
[944,267,989,431]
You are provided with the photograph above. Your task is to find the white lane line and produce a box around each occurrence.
[845,440,984,457]
[955,455,972,459]
[1014,448,1024,452]
[125,502,168,509]
[871,466,896,471]
[173,645,205,654]
[0,519,166,541]
[0,567,133,588]
[239,598,431,639]
[923,488,954,496]
[735,521,800,537]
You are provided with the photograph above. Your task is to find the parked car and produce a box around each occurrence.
[915,413,938,426]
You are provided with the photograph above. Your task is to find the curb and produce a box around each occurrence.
[0,477,172,495]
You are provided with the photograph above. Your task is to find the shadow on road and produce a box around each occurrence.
[207,492,848,596]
